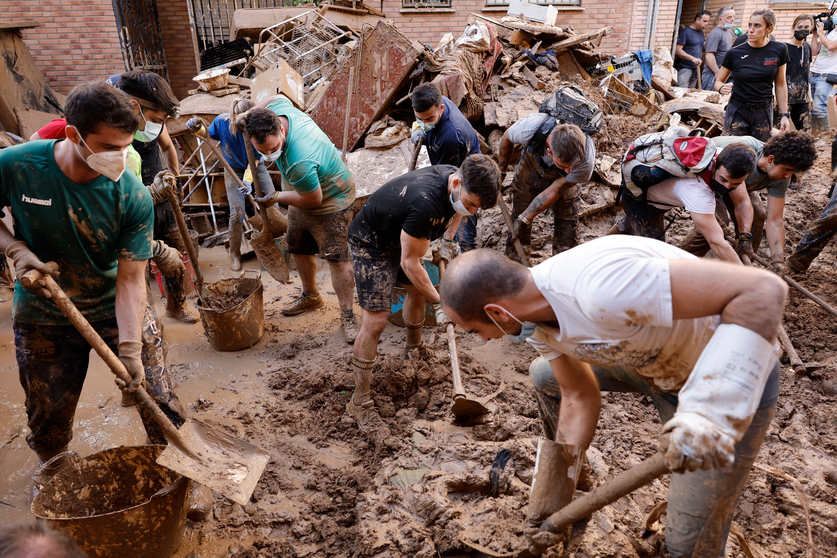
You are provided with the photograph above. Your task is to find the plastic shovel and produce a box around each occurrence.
[20,270,270,506]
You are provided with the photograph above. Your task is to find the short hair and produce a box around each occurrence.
[241,108,279,144]
[117,70,180,115]
[460,154,501,209]
[549,124,586,167]
[411,83,442,113]
[763,131,817,172]
[440,249,528,324]
[715,142,757,179]
[751,9,776,29]
[695,9,711,21]
[0,521,87,558]
[792,14,813,29]
[229,98,253,137]
[718,5,734,19]
[65,80,141,138]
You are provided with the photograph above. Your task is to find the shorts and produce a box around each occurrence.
[348,238,411,312]
[285,205,352,262]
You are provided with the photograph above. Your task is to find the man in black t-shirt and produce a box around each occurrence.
[345,155,501,434]
[675,11,711,88]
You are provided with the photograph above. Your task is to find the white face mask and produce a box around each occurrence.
[134,110,163,142]
[73,129,127,182]
[449,185,472,216]
[259,131,285,162]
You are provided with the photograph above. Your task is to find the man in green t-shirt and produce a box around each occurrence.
[241,96,359,343]
[0,81,186,463]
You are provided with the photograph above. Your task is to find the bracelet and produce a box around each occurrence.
[442,238,456,244]
[779,112,791,118]
[518,215,531,226]
[738,231,753,239]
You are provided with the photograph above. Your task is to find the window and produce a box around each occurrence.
[402,0,452,8]
[485,0,581,7]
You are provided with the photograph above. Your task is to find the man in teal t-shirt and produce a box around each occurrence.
[241,95,359,343]
[0,81,186,463]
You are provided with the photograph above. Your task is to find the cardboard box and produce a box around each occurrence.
[508,0,558,27]
[251,59,305,109]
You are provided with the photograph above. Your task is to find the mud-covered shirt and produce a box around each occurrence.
[208,113,263,171]
[722,40,788,104]
[0,140,153,325]
[266,98,355,215]
[711,135,789,198]
[526,235,720,393]
[785,42,811,104]
[348,165,456,256]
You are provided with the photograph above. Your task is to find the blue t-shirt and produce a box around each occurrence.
[207,114,262,171]
[425,97,481,167]
[676,26,705,69]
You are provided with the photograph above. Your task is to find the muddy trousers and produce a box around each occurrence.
[154,199,189,310]
[530,357,779,558]
[678,191,766,257]
[509,185,579,256]
[14,301,187,455]
[787,184,837,271]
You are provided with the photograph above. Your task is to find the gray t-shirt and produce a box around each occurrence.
[507,113,596,184]
[703,25,732,76]
[711,136,788,198]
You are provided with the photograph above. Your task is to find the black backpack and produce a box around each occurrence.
[539,85,603,136]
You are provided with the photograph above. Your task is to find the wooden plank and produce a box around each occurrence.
[0,21,41,30]
[14,107,58,140]
[521,66,544,90]
[651,76,676,101]
[548,26,614,53]
[226,75,252,88]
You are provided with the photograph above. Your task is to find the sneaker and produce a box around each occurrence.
[341,311,359,344]
[166,306,199,324]
[346,398,387,434]
[281,291,324,316]
[785,256,808,274]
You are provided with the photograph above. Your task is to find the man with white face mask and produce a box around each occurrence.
[343,155,501,435]
[0,81,187,464]
[440,238,786,557]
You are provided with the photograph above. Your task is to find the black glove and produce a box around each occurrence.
[512,216,528,244]
[186,117,204,134]
[737,232,753,257]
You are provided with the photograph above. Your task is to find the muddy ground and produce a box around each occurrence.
[1,144,837,558]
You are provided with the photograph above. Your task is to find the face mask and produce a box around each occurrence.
[134,110,163,142]
[260,147,282,162]
[73,131,127,182]
[723,22,734,29]
[449,186,471,216]
[794,29,810,40]
[418,120,435,133]
[487,307,537,343]
[710,179,733,197]
[832,14,837,24]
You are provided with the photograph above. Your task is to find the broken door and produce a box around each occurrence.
[111,0,169,79]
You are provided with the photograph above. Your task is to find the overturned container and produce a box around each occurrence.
[32,445,189,558]
[195,269,265,351]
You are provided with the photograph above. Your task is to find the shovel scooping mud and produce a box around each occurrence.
[21,270,270,506]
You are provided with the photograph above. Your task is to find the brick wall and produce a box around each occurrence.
[157,0,199,100]
[0,0,126,94]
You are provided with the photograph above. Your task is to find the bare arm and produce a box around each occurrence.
[158,126,179,174]
[728,182,754,234]
[498,131,515,171]
[774,64,789,113]
[520,176,568,222]
[115,259,148,345]
[817,28,837,51]
[669,258,787,343]
[0,220,19,252]
[400,231,439,303]
[675,45,701,66]
[29,132,42,141]
[443,214,463,241]
[714,67,732,95]
[812,25,821,54]
[705,52,719,75]
[691,212,742,264]
[267,186,323,209]
[764,195,787,260]
[549,354,602,448]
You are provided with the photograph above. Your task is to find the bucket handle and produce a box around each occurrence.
[33,450,82,490]
[239,269,262,282]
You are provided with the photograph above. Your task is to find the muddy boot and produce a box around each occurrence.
[402,319,449,363]
[341,309,359,344]
[525,439,585,549]
[281,291,324,316]
[0,254,13,302]
[345,356,387,434]
[229,220,243,272]
[187,481,214,521]
[35,445,70,467]
[164,276,199,324]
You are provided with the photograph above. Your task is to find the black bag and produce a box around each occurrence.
[826,74,837,85]
[539,85,604,136]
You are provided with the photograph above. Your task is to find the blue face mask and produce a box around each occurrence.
[418,120,435,133]
[487,308,537,343]
[832,13,837,24]
[723,22,734,29]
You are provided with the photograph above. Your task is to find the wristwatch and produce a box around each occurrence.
[779,112,791,118]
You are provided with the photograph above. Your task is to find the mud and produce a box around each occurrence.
[200,277,261,313]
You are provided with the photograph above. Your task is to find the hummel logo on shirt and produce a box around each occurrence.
[21,194,52,206]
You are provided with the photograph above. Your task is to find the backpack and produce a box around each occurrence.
[621,124,716,199]
[539,85,603,136]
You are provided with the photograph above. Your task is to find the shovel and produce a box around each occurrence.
[459,452,669,557]
[438,261,492,420]
[195,132,291,283]
[20,270,270,506]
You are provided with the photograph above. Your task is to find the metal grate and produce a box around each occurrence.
[252,11,351,85]
[402,0,452,8]
[111,0,168,78]
[484,0,581,6]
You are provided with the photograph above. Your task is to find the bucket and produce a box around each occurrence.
[32,445,189,558]
[192,68,230,91]
[195,269,265,351]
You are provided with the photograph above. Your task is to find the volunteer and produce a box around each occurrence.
[702,6,736,91]
[675,10,711,88]
[786,185,837,272]
[785,14,813,131]
[810,11,837,139]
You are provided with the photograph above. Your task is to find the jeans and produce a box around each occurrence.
[677,67,698,89]
[530,356,779,557]
[224,162,274,226]
[787,184,837,271]
[455,213,478,251]
[701,71,716,91]
[810,74,834,119]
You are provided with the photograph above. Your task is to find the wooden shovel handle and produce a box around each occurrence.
[748,251,837,319]
[20,270,187,448]
[437,261,465,399]
[409,135,423,172]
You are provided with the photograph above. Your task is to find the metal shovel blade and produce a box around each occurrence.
[451,395,490,419]
[156,418,270,506]
[805,353,837,373]
[248,227,291,283]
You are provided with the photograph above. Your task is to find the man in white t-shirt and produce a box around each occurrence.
[612,141,757,265]
[810,16,837,137]
[440,237,786,557]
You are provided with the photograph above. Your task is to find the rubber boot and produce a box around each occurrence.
[164,275,199,324]
[527,439,585,527]
[816,117,831,145]
[35,445,70,467]
[228,220,243,272]
[0,254,13,302]
[186,481,214,521]
[405,318,423,349]
[346,356,388,434]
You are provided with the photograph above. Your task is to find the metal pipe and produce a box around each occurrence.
[643,0,654,50]
[670,0,684,61]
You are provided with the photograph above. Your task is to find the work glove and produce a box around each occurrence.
[411,128,425,144]
[512,216,528,244]
[431,302,451,326]
[5,241,59,297]
[115,340,145,394]
[736,232,753,257]
[151,240,185,278]
[186,117,205,135]
[524,526,568,551]
[148,171,175,204]
[659,414,736,473]
[769,253,785,274]
[253,192,280,207]
[238,180,253,197]
[431,238,459,267]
